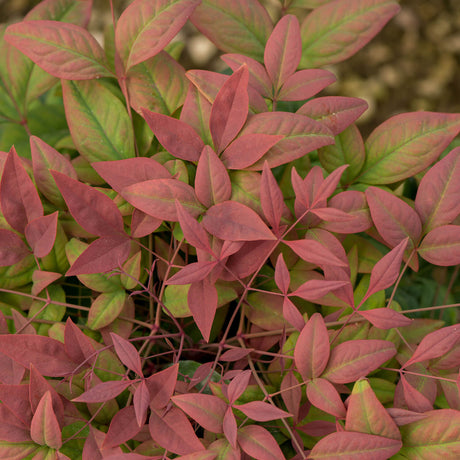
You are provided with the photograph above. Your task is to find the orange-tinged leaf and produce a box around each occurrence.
[346,379,400,440]
[322,339,396,384]
[359,112,460,185]
[5,20,112,80]
[306,378,346,418]
[30,392,62,449]
[309,431,402,459]
[300,0,400,68]
[418,225,460,266]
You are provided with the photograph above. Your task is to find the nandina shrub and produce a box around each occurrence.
[0,0,459,458]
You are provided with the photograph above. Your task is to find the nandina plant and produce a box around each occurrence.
[0,0,459,458]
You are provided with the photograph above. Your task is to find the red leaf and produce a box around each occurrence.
[227,370,252,404]
[130,210,162,238]
[166,261,217,285]
[366,186,422,248]
[418,225,460,266]
[220,348,253,362]
[290,279,349,301]
[386,408,428,426]
[237,425,285,460]
[0,405,31,442]
[0,334,76,376]
[223,406,237,449]
[141,109,203,162]
[110,333,143,376]
[66,235,131,276]
[236,401,291,421]
[103,406,142,449]
[361,237,409,304]
[92,157,171,194]
[133,380,150,427]
[221,134,283,169]
[309,432,402,460]
[264,15,301,91]
[30,135,78,207]
[359,308,412,329]
[176,201,212,253]
[294,313,330,380]
[188,278,218,342]
[278,69,336,101]
[415,146,460,233]
[297,96,368,135]
[195,145,232,208]
[172,393,227,433]
[284,239,348,269]
[30,391,62,449]
[25,211,58,258]
[5,20,111,80]
[405,324,460,368]
[1,147,43,233]
[202,201,275,241]
[274,253,290,294]
[0,384,32,427]
[280,371,301,423]
[0,229,30,267]
[210,65,249,153]
[64,318,96,367]
[261,161,285,232]
[115,0,200,70]
[322,340,396,384]
[73,380,132,403]
[306,378,346,418]
[122,178,204,221]
[400,374,433,412]
[149,407,204,455]
[283,297,305,331]
[145,364,178,410]
[314,164,349,205]
[51,171,124,237]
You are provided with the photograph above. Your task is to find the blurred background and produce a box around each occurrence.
[1,0,459,136]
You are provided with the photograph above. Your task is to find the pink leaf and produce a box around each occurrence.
[322,340,396,384]
[280,371,301,423]
[405,324,460,368]
[30,135,78,207]
[386,408,428,426]
[306,378,347,418]
[30,391,62,449]
[227,370,252,404]
[0,334,76,376]
[24,0,92,25]
[237,425,285,460]
[172,393,227,433]
[66,235,131,276]
[284,239,348,269]
[359,308,412,330]
[31,270,61,296]
[362,237,409,304]
[278,69,336,101]
[418,225,460,266]
[236,401,291,421]
[314,164,349,205]
[202,201,275,241]
[0,405,31,442]
[294,313,330,380]
[274,253,290,294]
[0,229,30,267]
[141,109,204,162]
[195,145,232,208]
[283,297,305,331]
[116,0,200,70]
[92,157,171,194]
[415,146,460,233]
[210,65,249,153]
[5,20,112,79]
[121,178,204,221]
[146,364,178,410]
[223,406,237,449]
[221,134,283,169]
[220,348,253,362]
[1,147,43,233]
[73,380,132,403]
[176,201,212,253]
[290,279,349,301]
[309,432,402,460]
[366,186,422,248]
[103,406,142,448]
[297,96,368,135]
[133,380,150,427]
[149,407,204,455]
[64,318,96,367]
[25,211,58,258]
[188,279,218,342]
[110,333,143,376]
[400,374,433,412]
[51,171,124,237]
[260,161,285,232]
[166,261,217,285]
[264,15,301,91]
[130,210,162,238]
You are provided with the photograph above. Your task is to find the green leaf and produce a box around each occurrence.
[87,290,127,330]
[0,441,38,459]
[62,79,135,162]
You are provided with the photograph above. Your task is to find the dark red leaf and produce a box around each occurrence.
[166,261,217,285]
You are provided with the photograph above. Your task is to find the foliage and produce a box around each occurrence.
[0,0,459,458]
